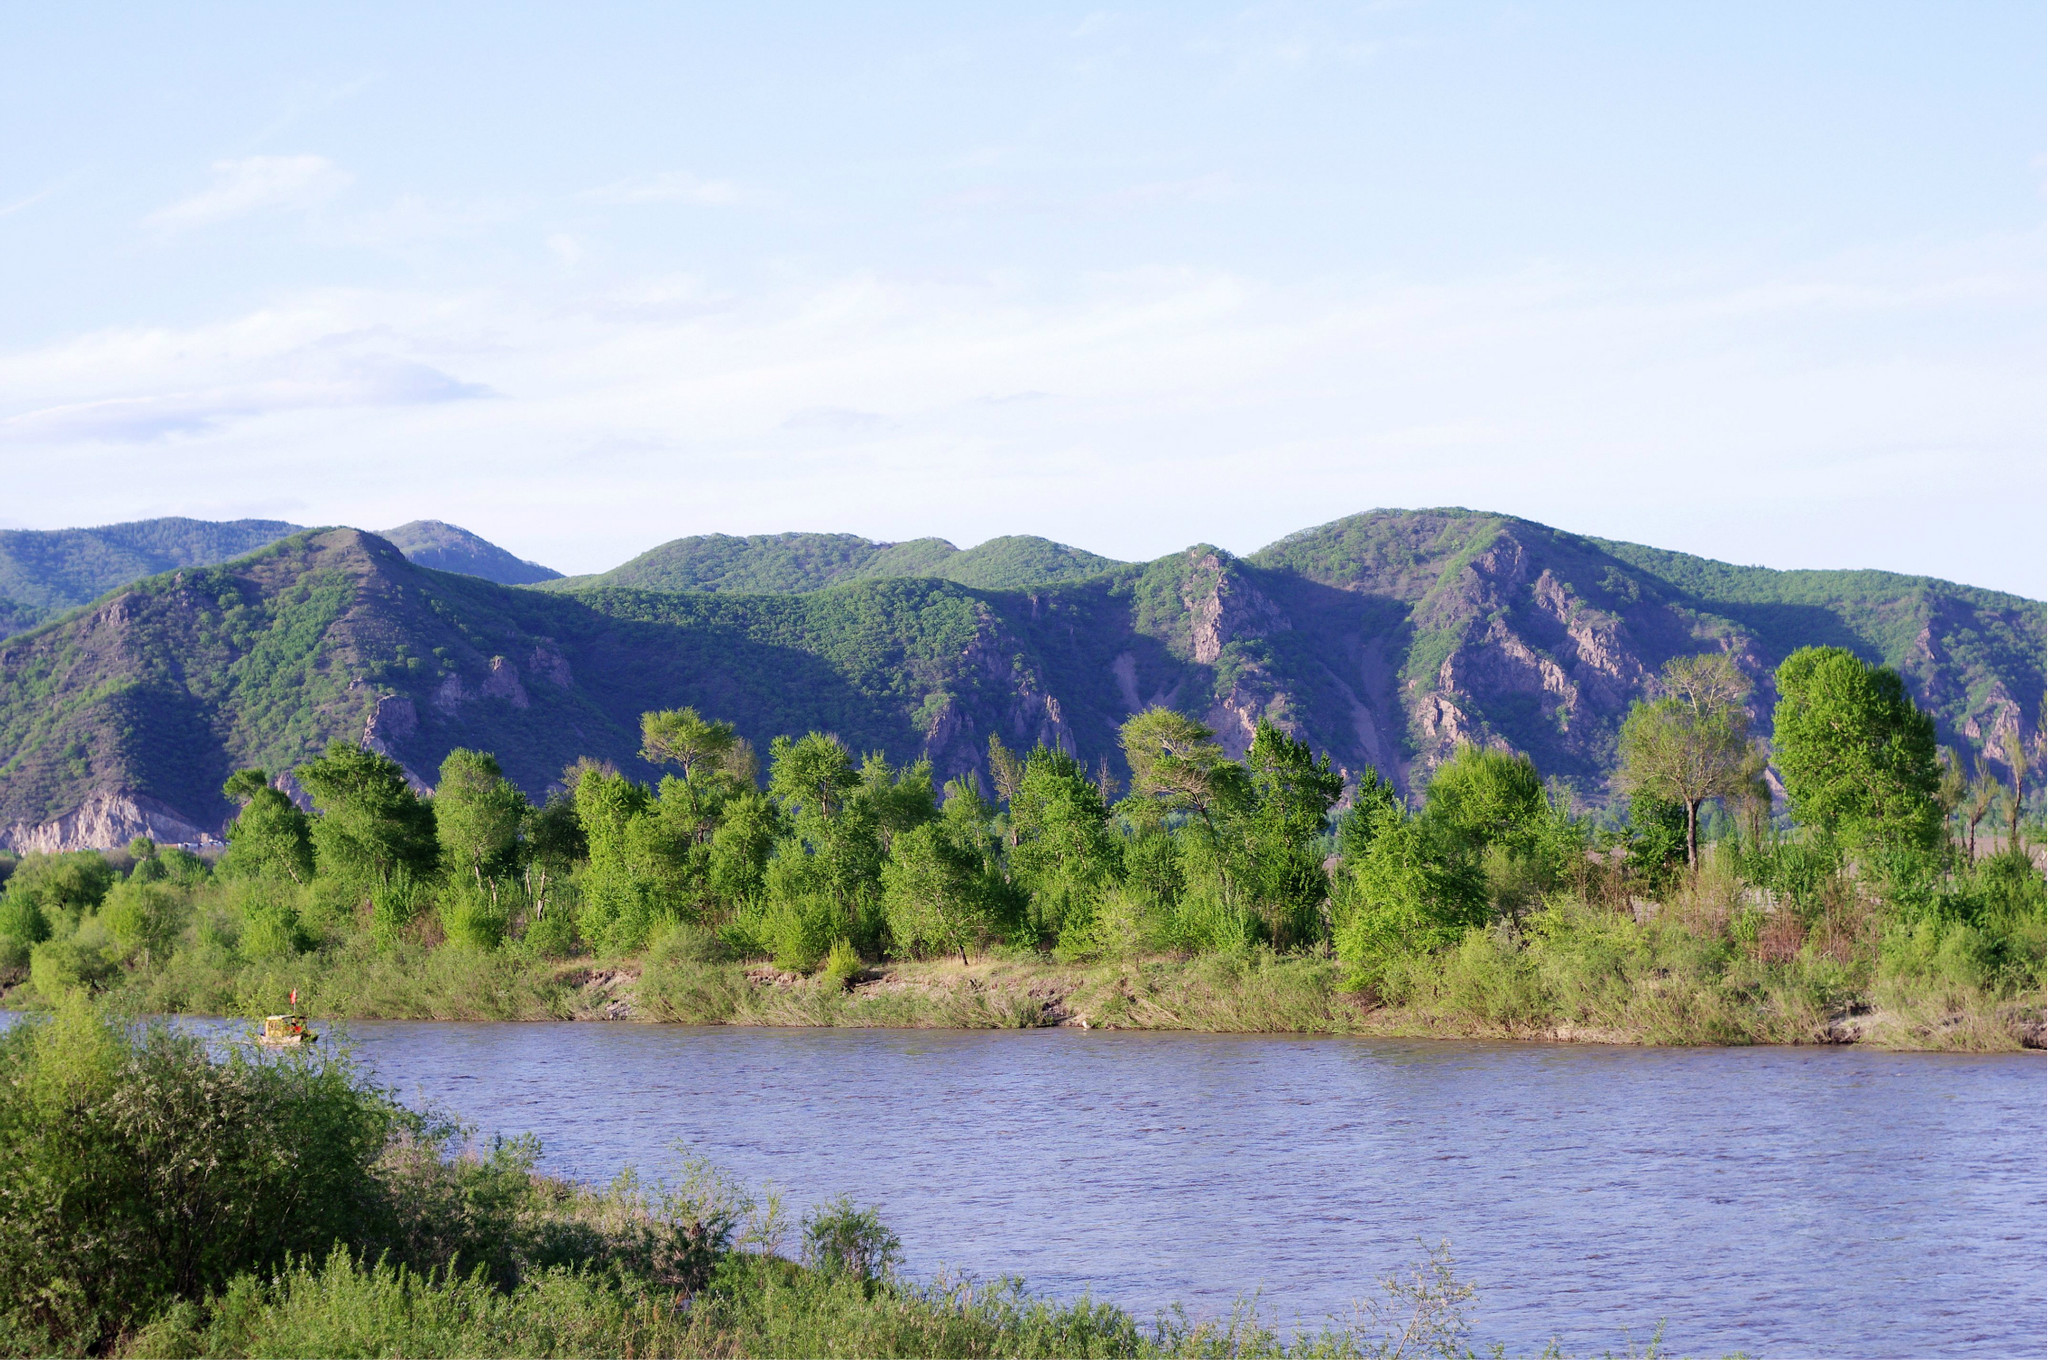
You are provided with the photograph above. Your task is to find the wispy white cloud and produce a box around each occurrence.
[782,406,891,432]
[144,155,351,231]
[0,172,81,220]
[0,307,491,443]
[0,238,2038,592]
[579,171,743,207]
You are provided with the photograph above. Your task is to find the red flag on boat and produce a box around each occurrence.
[289,989,297,1006]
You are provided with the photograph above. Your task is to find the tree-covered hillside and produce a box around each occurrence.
[550,531,1125,594]
[0,516,567,638]
[376,520,562,585]
[0,511,2038,849]
[0,530,1085,841]
[0,518,302,634]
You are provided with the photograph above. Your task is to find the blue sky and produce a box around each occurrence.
[1,2,2041,594]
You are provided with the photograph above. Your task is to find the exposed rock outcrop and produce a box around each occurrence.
[0,791,217,853]
[361,693,433,794]
[920,604,1076,784]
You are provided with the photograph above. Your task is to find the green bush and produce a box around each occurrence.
[1333,812,1488,997]
[0,888,50,948]
[240,895,308,960]
[0,1000,398,1351]
[800,1195,903,1283]
[515,904,582,960]
[822,938,863,988]
[100,879,187,963]
[28,938,116,998]
[636,925,746,1023]
[1970,850,2047,990]
[750,889,842,973]
[441,890,509,951]
[1881,917,1996,992]
[1434,926,1549,1028]
[1086,886,1169,961]
[0,932,28,979]
[368,875,429,952]
[2,852,117,935]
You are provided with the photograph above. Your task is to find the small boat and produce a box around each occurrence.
[257,1013,316,1046]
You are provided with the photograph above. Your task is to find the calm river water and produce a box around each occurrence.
[301,1022,2043,1358]
[24,1013,2040,1356]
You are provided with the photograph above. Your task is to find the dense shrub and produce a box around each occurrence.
[0,1000,398,1351]
[800,1195,903,1282]
[0,1001,763,1355]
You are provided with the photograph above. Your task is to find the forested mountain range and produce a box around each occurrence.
[0,510,2038,850]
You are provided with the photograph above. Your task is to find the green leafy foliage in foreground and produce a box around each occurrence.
[0,1003,1598,1359]
[1,649,2042,1051]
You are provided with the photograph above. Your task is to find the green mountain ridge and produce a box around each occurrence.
[0,510,2037,850]
[546,530,1127,594]
[0,518,303,634]
[0,517,568,638]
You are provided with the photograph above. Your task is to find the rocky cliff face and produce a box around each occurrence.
[0,513,2037,846]
[1,791,216,854]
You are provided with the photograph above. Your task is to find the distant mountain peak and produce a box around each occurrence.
[375,520,562,586]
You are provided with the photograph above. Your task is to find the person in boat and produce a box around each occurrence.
[260,990,316,1044]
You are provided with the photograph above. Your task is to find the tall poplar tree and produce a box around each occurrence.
[1616,653,1753,869]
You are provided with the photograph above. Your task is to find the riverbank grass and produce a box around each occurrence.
[6,852,2041,1051]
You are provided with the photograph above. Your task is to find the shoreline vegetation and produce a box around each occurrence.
[21,919,2044,1052]
[1,647,2041,1052]
[9,999,1628,1360]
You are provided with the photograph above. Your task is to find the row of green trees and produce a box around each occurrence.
[0,644,2036,994]
[1615,646,2033,863]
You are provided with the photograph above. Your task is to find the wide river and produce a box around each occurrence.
[53,1016,2048,1356]
[296,1021,2043,1357]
